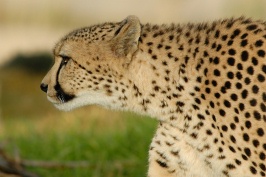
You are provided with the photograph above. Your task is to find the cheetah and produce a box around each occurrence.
[40,16,266,177]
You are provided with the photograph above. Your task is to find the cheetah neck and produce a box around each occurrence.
[122,23,205,125]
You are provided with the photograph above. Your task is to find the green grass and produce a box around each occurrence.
[0,65,158,177]
[2,114,156,177]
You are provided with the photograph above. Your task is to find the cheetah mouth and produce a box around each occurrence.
[54,84,75,103]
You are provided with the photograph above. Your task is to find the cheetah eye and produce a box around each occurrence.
[60,55,71,65]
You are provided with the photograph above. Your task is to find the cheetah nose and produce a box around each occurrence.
[40,83,48,93]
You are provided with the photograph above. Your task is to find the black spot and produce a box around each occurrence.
[162,61,168,66]
[247,66,254,75]
[227,40,234,46]
[227,57,235,66]
[156,160,168,168]
[212,80,217,87]
[260,152,265,160]
[235,159,241,165]
[221,86,227,93]
[255,40,263,47]
[205,87,211,94]
[230,135,236,143]
[195,98,201,104]
[241,51,249,61]
[211,42,216,49]
[236,63,243,70]
[260,103,266,112]
[262,65,266,74]
[194,86,200,92]
[250,166,257,174]
[236,72,242,80]
[206,129,212,135]
[157,44,163,49]
[231,29,241,39]
[204,68,208,76]
[195,37,201,44]
[214,30,220,38]
[228,49,236,55]
[214,93,220,99]
[176,101,185,107]
[245,112,251,118]
[252,57,258,66]
[263,92,266,102]
[219,109,226,116]
[227,72,234,79]
[169,35,174,41]
[224,100,231,108]
[253,111,261,120]
[257,128,264,136]
[214,69,220,76]
[257,50,265,57]
[222,125,228,131]
[147,42,153,46]
[243,133,249,142]
[241,39,248,47]
[244,77,251,85]
[164,77,170,81]
[178,45,184,50]
[241,33,248,39]
[257,74,265,82]
[252,85,259,94]
[154,86,160,91]
[201,94,206,100]
[221,35,228,41]
[227,164,236,170]
[244,148,251,157]
[260,163,266,171]
[196,77,202,83]
[216,44,222,52]
[210,101,215,108]
[245,121,251,129]
[230,123,236,130]
[167,52,173,58]
[231,94,238,101]
[241,89,248,99]
[253,139,260,147]
[152,55,157,60]
[239,103,245,111]
[246,24,257,31]
[213,57,220,64]
[235,116,239,125]
[165,45,171,50]
[226,20,234,29]
[242,154,248,160]
[229,146,236,153]
[197,114,205,120]
[236,82,242,89]
[192,104,199,110]
[250,99,257,106]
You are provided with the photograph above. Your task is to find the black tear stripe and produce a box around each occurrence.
[54,59,74,103]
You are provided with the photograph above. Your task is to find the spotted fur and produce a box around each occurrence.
[41,16,266,177]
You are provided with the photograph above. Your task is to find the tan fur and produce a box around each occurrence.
[41,16,266,177]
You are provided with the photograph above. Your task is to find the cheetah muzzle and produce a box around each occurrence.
[41,16,266,177]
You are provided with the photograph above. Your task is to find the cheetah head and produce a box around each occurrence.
[40,16,141,111]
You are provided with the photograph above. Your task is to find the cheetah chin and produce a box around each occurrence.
[52,92,114,111]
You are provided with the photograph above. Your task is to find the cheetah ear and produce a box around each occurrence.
[111,15,141,59]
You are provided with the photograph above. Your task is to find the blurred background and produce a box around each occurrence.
[0,0,266,176]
